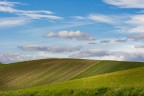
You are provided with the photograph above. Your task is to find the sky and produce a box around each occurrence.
[0,0,144,63]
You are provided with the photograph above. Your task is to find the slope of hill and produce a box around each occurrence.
[0,63,8,69]
[0,59,144,90]
[1,67,144,96]
[0,59,97,89]
[0,64,4,68]
[72,60,144,79]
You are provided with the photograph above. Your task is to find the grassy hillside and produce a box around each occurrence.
[0,63,7,68]
[0,59,144,90]
[0,59,97,89]
[0,64,5,68]
[72,60,144,79]
[0,67,144,96]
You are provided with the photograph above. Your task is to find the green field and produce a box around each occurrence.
[72,60,144,79]
[0,59,98,89]
[0,63,7,68]
[0,59,144,96]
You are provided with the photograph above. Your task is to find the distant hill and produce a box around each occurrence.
[0,59,144,90]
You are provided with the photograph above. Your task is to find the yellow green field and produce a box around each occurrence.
[0,59,144,96]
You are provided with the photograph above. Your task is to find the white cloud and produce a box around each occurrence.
[0,51,69,63]
[115,39,128,42]
[0,1,20,13]
[46,30,95,41]
[37,52,67,58]
[0,17,29,27]
[74,14,114,24]
[18,45,82,53]
[0,52,44,63]
[0,1,21,9]
[128,26,144,33]
[125,14,144,33]
[103,0,144,8]
[73,16,86,19]
[106,14,144,37]
[69,49,144,62]
[135,45,144,48]
[0,0,62,27]
[69,50,110,58]
[128,33,144,40]
[73,13,144,36]
[18,45,47,51]
[89,38,129,45]
[88,14,113,23]
[121,52,144,62]
[22,14,62,20]
[100,40,111,43]
[0,0,61,19]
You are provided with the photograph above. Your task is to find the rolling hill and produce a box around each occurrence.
[0,59,97,90]
[72,60,144,79]
[0,63,7,68]
[0,59,144,90]
[0,66,144,96]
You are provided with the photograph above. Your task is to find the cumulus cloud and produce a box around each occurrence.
[46,30,95,41]
[69,49,144,62]
[18,45,82,53]
[103,0,144,8]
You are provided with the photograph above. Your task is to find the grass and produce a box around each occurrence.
[0,59,97,90]
[72,60,144,79]
[0,66,144,96]
[0,63,7,68]
[1,59,144,96]
[0,59,144,90]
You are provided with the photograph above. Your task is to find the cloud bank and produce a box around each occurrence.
[18,45,82,53]
[0,52,44,63]
[69,49,144,62]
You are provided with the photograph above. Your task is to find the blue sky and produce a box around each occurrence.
[0,0,144,63]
